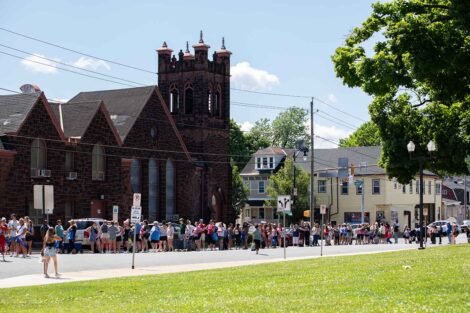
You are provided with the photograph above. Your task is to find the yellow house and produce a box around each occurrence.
[240,146,442,227]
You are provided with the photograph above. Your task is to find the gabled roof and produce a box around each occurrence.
[50,100,122,145]
[69,86,156,141]
[0,92,65,141]
[50,101,101,138]
[0,92,41,135]
[254,147,287,156]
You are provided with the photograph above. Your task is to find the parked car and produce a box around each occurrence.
[64,218,106,246]
[460,220,470,233]
[426,220,461,233]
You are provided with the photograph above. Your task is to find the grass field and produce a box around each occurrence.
[1,245,469,313]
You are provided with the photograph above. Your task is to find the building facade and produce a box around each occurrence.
[0,34,233,224]
[240,146,442,227]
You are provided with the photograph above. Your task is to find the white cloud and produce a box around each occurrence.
[328,94,338,103]
[72,56,110,70]
[230,62,279,91]
[21,53,58,74]
[314,124,351,148]
[238,121,253,132]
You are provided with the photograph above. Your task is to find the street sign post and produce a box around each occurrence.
[320,204,327,257]
[277,195,291,259]
[130,206,141,269]
[133,193,141,207]
[112,205,119,222]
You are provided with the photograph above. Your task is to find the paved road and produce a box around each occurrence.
[1,235,467,280]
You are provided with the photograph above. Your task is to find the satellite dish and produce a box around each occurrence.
[20,84,41,94]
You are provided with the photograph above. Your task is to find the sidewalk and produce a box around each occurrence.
[0,246,421,289]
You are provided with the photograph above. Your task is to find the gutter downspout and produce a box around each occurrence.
[330,177,339,221]
[58,103,64,132]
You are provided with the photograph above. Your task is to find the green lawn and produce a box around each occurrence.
[1,246,469,313]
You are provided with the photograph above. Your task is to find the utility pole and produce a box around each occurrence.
[310,98,315,227]
[464,176,468,219]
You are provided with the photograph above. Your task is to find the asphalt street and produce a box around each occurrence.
[1,235,467,280]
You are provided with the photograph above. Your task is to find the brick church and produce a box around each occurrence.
[0,32,233,224]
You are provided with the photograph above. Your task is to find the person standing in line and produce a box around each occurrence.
[16,218,28,258]
[393,221,400,244]
[234,224,241,249]
[159,221,167,252]
[41,227,62,278]
[86,222,100,253]
[242,222,249,249]
[66,220,77,254]
[54,220,64,254]
[446,221,452,244]
[217,222,225,251]
[122,220,131,253]
[304,222,311,246]
[149,221,161,252]
[167,222,174,252]
[24,216,34,256]
[108,221,117,253]
[292,224,299,247]
[253,224,261,255]
[178,218,186,251]
[0,218,8,261]
[451,223,458,245]
[115,221,123,253]
[227,223,234,250]
[184,220,193,251]
[100,221,110,253]
[192,221,201,251]
[8,214,19,257]
[140,220,150,253]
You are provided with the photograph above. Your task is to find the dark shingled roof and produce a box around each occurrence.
[0,92,40,135]
[50,101,102,138]
[69,86,156,141]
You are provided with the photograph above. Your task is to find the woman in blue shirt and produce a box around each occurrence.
[150,221,161,252]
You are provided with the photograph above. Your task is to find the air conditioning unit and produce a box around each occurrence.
[92,171,105,181]
[40,169,51,177]
[66,172,78,180]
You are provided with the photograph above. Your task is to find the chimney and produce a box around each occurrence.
[20,84,41,94]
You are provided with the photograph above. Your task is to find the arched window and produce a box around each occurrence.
[207,86,213,114]
[169,84,179,114]
[165,159,175,218]
[92,144,105,181]
[130,159,141,193]
[214,90,221,116]
[31,138,46,176]
[148,158,158,221]
[184,83,193,114]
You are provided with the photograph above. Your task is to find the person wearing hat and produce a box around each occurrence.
[149,221,161,252]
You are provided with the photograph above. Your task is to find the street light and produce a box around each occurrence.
[292,140,309,228]
[407,140,437,250]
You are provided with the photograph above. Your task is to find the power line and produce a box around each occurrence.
[0,26,157,74]
[317,110,359,129]
[316,112,357,131]
[0,43,147,86]
[0,50,138,87]
[314,97,367,123]
[315,135,379,159]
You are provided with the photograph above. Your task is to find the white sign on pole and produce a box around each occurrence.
[44,185,54,214]
[33,185,54,214]
[423,208,428,216]
[320,204,327,215]
[277,195,291,213]
[33,185,43,210]
[131,206,142,223]
[133,193,141,207]
[113,205,119,222]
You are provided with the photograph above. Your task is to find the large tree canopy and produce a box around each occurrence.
[272,107,310,149]
[339,121,381,147]
[332,0,470,183]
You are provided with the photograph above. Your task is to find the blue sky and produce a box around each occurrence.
[0,0,377,147]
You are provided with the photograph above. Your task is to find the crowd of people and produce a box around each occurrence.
[0,214,467,262]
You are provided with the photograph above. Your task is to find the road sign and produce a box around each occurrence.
[320,204,327,215]
[133,193,141,207]
[423,208,428,216]
[113,205,119,222]
[130,206,142,223]
[293,188,298,196]
[277,195,291,213]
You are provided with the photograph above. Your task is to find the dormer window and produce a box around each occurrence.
[255,156,275,170]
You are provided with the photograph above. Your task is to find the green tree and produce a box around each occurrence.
[245,118,273,154]
[272,107,310,149]
[229,119,251,167]
[265,157,310,222]
[339,121,381,147]
[231,161,248,218]
[332,0,470,183]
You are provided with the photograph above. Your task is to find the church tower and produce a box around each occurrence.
[156,32,232,222]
